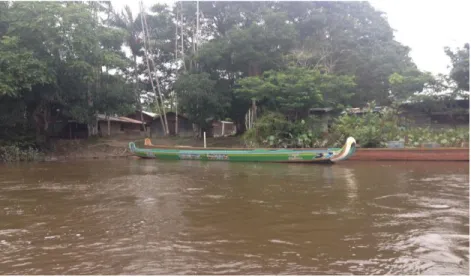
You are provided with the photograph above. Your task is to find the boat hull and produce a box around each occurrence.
[128,137,356,164]
[350,148,469,161]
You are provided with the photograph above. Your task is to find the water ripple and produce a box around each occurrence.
[0,160,468,275]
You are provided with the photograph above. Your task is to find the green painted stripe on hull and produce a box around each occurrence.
[134,152,332,162]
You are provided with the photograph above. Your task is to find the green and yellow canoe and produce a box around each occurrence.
[128,137,356,163]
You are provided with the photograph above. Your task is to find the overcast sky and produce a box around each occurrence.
[111,0,470,76]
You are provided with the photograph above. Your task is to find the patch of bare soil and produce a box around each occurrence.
[46,136,244,161]
[46,139,131,161]
[149,136,244,148]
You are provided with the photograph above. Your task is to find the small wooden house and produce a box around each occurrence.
[50,118,89,139]
[148,112,195,137]
[126,110,157,125]
[309,107,334,133]
[212,120,236,137]
[399,100,469,129]
[49,114,145,139]
[97,114,146,137]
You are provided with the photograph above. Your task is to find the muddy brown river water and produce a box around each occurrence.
[0,160,469,275]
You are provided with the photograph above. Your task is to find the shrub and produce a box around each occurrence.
[327,104,401,148]
[242,112,325,148]
[0,144,44,163]
[242,102,469,149]
[402,127,469,147]
[327,102,469,148]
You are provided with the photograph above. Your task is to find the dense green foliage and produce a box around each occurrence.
[328,104,402,148]
[0,1,134,148]
[173,72,226,133]
[242,112,326,148]
[445,43,469,92]
[235,67,355,118]
[171,1,467,134]
[243,104,469,149]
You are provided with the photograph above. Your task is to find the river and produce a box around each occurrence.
[0,160,468,275]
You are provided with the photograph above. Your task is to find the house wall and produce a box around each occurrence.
[309,112,331,133]
[429,114,469,129]
[399,109,469,129]
[52,121,88,139]
[399,110,432,128]
[398,100,469,129]
[212,122,236,137]
[149,116,194,137]
[98,121,146,137]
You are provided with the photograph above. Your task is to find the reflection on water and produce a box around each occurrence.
[0,160,468,275]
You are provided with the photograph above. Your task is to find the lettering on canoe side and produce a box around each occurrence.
[312,152,333,160]
[145,151,154,158]
[207,154,229,160]
[288,154,303,161]
[179,153,201,160]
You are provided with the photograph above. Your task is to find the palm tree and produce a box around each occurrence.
[109,5,147,131]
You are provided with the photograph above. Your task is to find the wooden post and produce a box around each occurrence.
[95,117,98,136]
[222,122,225,137]
[175,103,179,135]
[252,98,257,123]
[69,122,72,139]
[107,116,111,136]
[249,109,252,129]
[203,132,206,148]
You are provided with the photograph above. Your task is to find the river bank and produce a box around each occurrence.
[44,136,245,161]
[49,136,469,162]
[1,136,469,163]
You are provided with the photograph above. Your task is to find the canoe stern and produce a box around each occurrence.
[129,142,137,154]
[330,137,357,162]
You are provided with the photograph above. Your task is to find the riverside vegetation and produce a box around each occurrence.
[242,103,469,149]
[0,1,469,162]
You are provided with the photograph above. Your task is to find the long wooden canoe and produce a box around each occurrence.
[128,137,357,163]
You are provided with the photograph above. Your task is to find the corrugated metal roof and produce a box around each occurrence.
[97,114,144,125]
[141,111,158,118]
[309,107,333,112]
[343,106,384,114]
[154,111,189,120]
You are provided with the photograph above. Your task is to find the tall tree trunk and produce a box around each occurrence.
[180,1,186,71]
[107,114,110,136]
[252,99,257,125]
[141,3,169,135]
[190,29,194,71]
[175,6,179,135]
[133,55,146,133]
[88,3,100,138]
[87,82,94,138]
[94,65,101,137]
[139,1,167,135]
[235,119,246,135]
[196,0,199,56]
